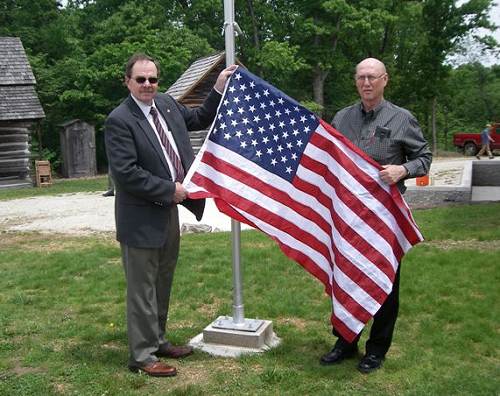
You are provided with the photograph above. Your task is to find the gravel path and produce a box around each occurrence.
[0,157,480,235]
[0,192,248,235]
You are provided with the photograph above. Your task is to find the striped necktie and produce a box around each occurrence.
[150,107,185,182]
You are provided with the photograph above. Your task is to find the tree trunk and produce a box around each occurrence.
[246,0,262,76]
[310,17,339,117]
[313,66,329,114]
[432,96,438,155]
[443,107,448,151]
[246,0,260,51]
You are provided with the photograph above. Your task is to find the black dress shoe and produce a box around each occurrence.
[320,345,358,365]
[357,353,383,373]
[102,190,114,197]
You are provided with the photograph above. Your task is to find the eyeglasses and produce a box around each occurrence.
[132,76,159,84]
[355,73,386,83]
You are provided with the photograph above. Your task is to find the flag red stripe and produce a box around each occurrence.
[332,247,389,304]
[214,198,258,228]
[208,180,333,290]
[332,281,373,323]
[297,155,405,262]
[310,130,422,245]
[207,166,391,307]
[277,243,332,293]
[331,314,358,343]
[190,171,333,269]
[201,151,332,236]
[193,157,391,305]
[293,171,397,280]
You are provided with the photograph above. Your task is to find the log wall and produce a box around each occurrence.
[0,123,32,186]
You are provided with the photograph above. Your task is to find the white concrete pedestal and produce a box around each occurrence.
[189,316,280,357]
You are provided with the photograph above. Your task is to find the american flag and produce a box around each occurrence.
[184,67,423,342]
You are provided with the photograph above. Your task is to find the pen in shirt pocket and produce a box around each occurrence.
[368,128,376,144]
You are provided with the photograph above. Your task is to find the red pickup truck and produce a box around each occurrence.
[453,123,500,156]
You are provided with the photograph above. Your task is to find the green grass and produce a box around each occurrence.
[0,176,108,201]
[0,203,499,395]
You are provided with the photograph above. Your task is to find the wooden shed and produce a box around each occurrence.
[0,37,45,188]
[59,119,97,178]
[166,52,243,153]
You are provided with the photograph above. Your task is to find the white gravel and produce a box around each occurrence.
[0,193,249,235]
[0,157,484,235]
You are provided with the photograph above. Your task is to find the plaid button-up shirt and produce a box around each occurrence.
[332,100,432,193]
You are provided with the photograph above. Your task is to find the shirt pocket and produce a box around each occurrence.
[359,135,396,165]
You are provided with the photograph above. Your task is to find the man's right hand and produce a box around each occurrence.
[173,182,188,203]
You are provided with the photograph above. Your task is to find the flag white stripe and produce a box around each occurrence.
[201,139,403,270]
[316,124,422,241]
[229,204,333,276]
[316,124,390,192]
[333,266,381,315]
[331,295,364,334]
[188,139,395,293]
[193,161,333,255]
[189,142,394,296]
[308,128,414,252]
[195,141,334,222]
[192,161,334,276]
[331,227,393,294]
[297,164,400,272]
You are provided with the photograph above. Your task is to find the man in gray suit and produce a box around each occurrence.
[105,53,235,377]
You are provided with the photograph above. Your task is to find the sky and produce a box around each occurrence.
[484,2,500,65]
[453,0,500,66]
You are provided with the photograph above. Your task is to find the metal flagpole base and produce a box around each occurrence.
[211,315,264,332]
[190,316,280,357]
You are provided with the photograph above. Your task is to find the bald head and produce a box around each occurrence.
[356,58,386,75]
[355,58,388,111]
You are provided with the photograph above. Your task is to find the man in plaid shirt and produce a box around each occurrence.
[321,57,432,373]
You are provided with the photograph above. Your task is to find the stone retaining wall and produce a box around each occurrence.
[403,161,500,208]
[404,186,471,208]
[472,162,500,186]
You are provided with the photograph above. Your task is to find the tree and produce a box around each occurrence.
[408,0,496,153]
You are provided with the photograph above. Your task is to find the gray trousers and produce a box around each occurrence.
[121,206,180,367]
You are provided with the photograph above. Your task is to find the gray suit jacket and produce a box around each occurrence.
[104,90,221,248]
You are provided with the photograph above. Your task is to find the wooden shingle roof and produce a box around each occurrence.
[0,37,45,121]
[166,53,225,102]
[165,53,244,153]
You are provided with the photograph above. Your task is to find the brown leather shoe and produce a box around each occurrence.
[129,361,177,377]
[155,344,194,359]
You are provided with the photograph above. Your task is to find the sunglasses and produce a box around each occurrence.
[132,76,159,84]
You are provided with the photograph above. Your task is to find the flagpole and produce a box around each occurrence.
[223,0,245,326]
[189,1,278,354]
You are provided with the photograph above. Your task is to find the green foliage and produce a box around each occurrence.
[300,100,324,115]
[445,63,500,131]
[253,40,308,87]
[29,139,61,173]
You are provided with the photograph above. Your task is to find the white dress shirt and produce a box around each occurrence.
[131,94,181,180]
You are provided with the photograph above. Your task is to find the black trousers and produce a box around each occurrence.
[333,264,401,357]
